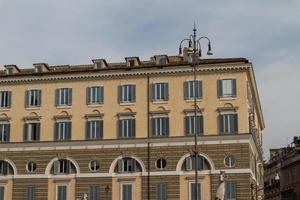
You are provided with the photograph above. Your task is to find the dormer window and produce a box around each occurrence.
[154,55,169,65]
[92,59,108,69]
[33,63,49,73]
[4,65,20,75]
[125,57,140,67]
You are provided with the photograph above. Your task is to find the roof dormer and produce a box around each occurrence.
[92,59,108,69]
[154,55,169,65]
[125,57,140,67]
[4,64,20,75]
[33,63,50,73]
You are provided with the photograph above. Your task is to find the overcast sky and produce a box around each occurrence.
[0,0,299,159]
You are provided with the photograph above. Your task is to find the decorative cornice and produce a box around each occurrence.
[0,64,251,84]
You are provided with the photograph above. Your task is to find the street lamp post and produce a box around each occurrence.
[178,24,213,200]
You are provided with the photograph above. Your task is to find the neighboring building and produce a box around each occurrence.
[0,51,264,199]
[264,136,300,200]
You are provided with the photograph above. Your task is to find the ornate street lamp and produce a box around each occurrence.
[178,24,213,200]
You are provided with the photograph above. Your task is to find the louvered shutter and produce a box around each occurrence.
[118,159,123,173]
[24,123,28,141]
[164,83,169,101]
[151,84,155,101]
[54,122,59,140]
[219,115,224,134]
[7,91,12,108]
[165,117,169,136]
[86,87,90,105]
[132,85,136,102]
[184,81,188,100]
[234,114,238,133]
[232,79,237,97]
[25,90,29,107]
[99,120,103,139]
[36,123,40,141]
[37,90,42,106]
[217,80,223,97]
[118,86,122,103]
[184,116,190,135]
[185,157,192,171]
[86,121,90,139]
[0,186,4,200]
[100,86,104,103]
[198,81,203,99]
[68,88,72,106]
[151,118,155,136]
[53,160,59,174]
[131,119,136,138]
[67,122,71,139]
[198,115,204,135]
[55,89,59,106]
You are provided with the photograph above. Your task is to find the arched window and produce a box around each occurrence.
[115,157,142,173]
[183,155,211,171]
[51,159,76,175]
[0,160,14,175]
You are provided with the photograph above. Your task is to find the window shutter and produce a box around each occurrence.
[66,160,71,174]
[67,122,71,140]
[86,121,90,139]
[132,85,136,102]
[184,116,190,135]
[99,120,103,139]
[25,90,29,107]
[24,123,28,141]
[198,115,204,135]
[132,119,136,138]
[151,118,155,136]
[68,88,72,106]
[219,115,224,134]
[118,120,122,138]
[36,123,40,141]
[151,84,155,101]
[131,159,136,172]
[5,124,10,142]
[55,89,59,106]
[198,81,203,99]
[54,122,59,140]
[86,87,90,105]
[185,157,192,171]
[2,161,8,175]
[100,86,104,103]
[118,86,122,103]
[232,79,237,97]
[234,114,238,133]
[184,81,188,100]
[165,83,169,101]
[118,159,123,173]
[7,91,12,108]
[53,160,59,174]
[38,90,42,106]
[0,186,4,200]
[217,80,223,97]
[165,117,169,136]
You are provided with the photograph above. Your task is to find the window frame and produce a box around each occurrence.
[26,161,37,173]
[224,154,236,168]
[151,115,169,137]
[118,118,136,138]
[118,84,136,104]
[188,181,202,200]
[56,88,72,107]
[26,185,35,200]
[89,160,100,172]
[0,91,12,109]
[0,123,10,142]
[56,184,68,200]
[219,112,238,134]
[184,114,204,136]
[87,86,104,105]
[54,120,72,141]
[0,185,5,200]
[156,183,167,200]
[86,119,103,140]
[151,82,169,102]
[155,158,167,170]
[25,89,42,107]
[24,122,40,142]
[225,181,237,200]
[120,182,133,200]
[218,78,237,98]
[89,185,100,200]
[184,80,203,100]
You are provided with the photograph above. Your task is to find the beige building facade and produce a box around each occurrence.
[0,55,264,199]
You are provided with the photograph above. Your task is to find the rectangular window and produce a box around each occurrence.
[118,119,135,138]
[26,186,35,200]
[86,120,103,140]
[118,85,136,103]
[56,185,67,200]
[87,86,104,105]
[55,122,71,140]
[219,114,238,134]
[157,58,167,65]
[0,124,10,142]
[217,79,236,98]
[225,182,236,200]
[184,81,202,100]
[24,123,40,142]
[0,186,4,200]
[25,90,41,107]
[122,183,132,200]
[151,117,169,137]
[56,88,72,106]
[0,91,11,108]
[189,182,201,200]
[118,158,136,173]
[89,185,100,200]
[151,83,169,101]
[157,183,167,200]
[185,115,203,135]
